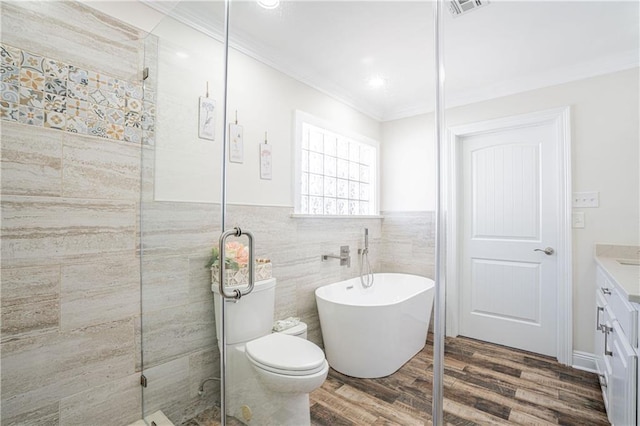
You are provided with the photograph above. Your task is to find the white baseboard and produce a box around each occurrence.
[572,350,597,373]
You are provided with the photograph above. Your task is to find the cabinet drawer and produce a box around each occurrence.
[597,266,638,347]
[596,267,611,293]
[610,287,638,347]
[608,320,638,426]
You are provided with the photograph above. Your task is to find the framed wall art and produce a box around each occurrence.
[260,141,272,180]
[229,123,244,163]
[198,97,216,140]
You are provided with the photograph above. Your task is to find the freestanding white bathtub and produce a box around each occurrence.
[315,273,434,378]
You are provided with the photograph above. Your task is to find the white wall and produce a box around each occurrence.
[225,47,381,206]
[382,68,640,354]
[150,17,226,203]
[381,114,436,211]
[151,16,381,206]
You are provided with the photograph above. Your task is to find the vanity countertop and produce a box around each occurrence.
[595,244,640,304]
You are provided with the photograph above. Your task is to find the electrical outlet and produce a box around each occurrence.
[572,212,585,228]
[572,192,599,208]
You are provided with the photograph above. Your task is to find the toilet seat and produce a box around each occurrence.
[245,333,326,376]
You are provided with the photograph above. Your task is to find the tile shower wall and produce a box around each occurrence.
[0,43,152,143]
[0,2,148,425]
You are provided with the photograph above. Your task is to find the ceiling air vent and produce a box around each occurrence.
[448,0,489,17]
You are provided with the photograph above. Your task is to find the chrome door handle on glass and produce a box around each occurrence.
[219,227,255,300]
[534,247,555,255]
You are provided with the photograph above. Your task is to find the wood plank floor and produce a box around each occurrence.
[186,334,609,425]
[309,334,609,425]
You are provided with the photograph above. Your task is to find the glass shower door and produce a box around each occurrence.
[222,1,435,424]
[139,2,226,424]
[442,2,638,424]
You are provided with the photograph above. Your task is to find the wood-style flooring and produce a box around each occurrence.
[309,334,609,425]
[186,334,609,425]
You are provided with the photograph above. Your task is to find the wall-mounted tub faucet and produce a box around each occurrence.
[321,245,351,267]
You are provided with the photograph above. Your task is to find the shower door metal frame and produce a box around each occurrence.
[218,0,232,424]
[432,0,446,424]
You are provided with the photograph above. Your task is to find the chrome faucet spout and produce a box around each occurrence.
[321,245,351,267]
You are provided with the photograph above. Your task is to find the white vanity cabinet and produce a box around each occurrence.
[609,320,637,426]
[594,288,611,409]
[594,265,638,426]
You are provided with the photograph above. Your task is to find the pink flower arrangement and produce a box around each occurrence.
[225,241,249,268]
[206,241,249,270]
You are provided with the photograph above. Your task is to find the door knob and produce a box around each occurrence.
[534,247,555,255]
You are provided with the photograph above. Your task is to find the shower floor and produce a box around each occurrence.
[181,406,242,426]
[182,333,608,425]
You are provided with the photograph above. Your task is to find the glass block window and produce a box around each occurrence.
[295,113,378,216]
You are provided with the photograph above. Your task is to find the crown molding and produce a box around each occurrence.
[443,50,639,112]
[137,1,639,124]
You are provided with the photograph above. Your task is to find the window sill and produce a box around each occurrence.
[290,214,383,219]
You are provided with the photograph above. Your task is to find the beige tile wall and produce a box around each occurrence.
[1,124,145,425]
[0,2,148,425]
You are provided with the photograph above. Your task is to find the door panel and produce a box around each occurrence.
[472,143,540,240]
[460,122,558,357]
[470,259,540,323]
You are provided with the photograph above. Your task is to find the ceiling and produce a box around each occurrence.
[90,0,639,121]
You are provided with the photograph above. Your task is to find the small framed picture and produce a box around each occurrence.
[198,97,216,141]
[229,123,244,163]
[260,143,272,180]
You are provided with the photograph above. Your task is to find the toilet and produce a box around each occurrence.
[212,278,329,425]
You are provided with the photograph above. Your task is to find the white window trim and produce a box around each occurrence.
[293,110,380,216]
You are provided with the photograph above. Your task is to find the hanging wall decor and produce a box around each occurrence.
[260,132,272,180]
[229,118,244,163]
[198,82,215,140]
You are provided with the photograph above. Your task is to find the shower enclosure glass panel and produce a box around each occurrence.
[140,2,226,423]
[224,1,435,424]
[443,1,639,423]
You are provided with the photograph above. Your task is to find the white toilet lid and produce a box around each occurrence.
[245,333,326,376]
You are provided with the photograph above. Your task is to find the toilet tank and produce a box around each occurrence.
[212,278,276,346]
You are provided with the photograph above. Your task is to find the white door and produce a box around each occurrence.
[459,121,559,357]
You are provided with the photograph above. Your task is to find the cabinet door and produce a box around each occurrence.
[608,321,637,426]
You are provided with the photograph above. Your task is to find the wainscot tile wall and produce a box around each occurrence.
[219,206,435,348]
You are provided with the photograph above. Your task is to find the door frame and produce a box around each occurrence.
[445,107,573,365]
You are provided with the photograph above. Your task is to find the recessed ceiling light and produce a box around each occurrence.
[368,76,386,88]
[257,0,279,9]
[176,51,189,59]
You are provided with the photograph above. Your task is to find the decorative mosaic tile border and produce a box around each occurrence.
[0,43,155,144]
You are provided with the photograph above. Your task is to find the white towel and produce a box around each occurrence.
[272,317,300,332]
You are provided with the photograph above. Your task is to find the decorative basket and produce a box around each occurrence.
[211,262,272,287]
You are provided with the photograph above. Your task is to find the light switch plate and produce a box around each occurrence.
[572,192,599,208]
[572,212,585,228]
